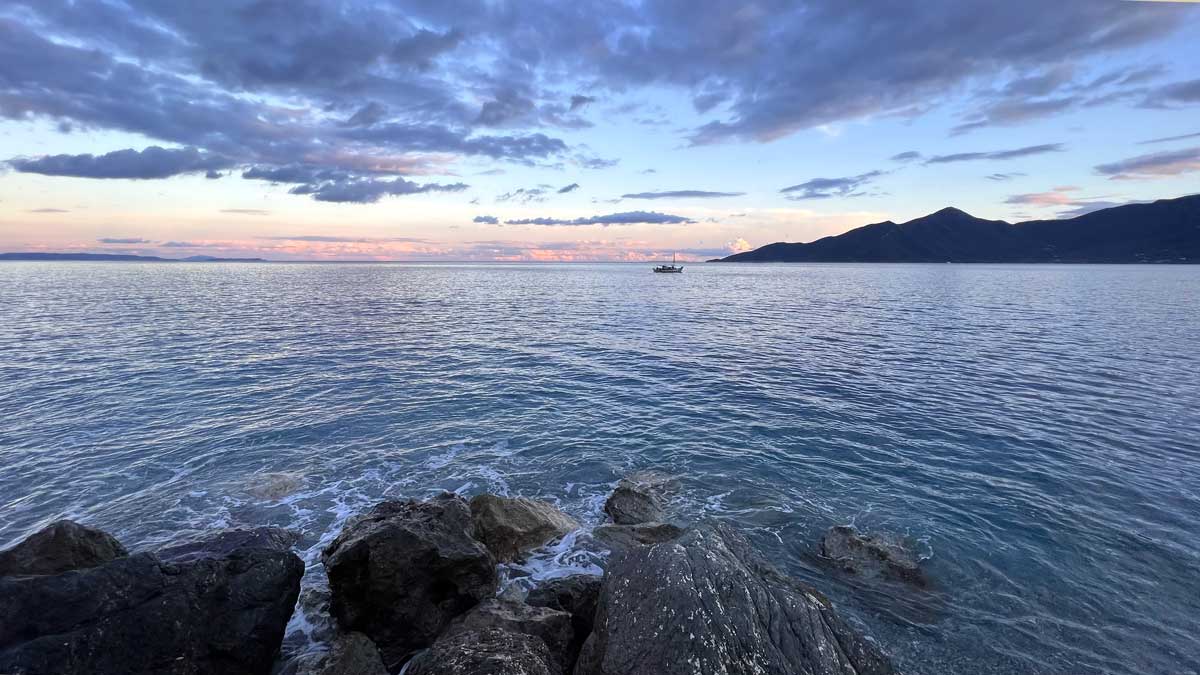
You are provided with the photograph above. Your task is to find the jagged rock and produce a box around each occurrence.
[602,476,666,525]
[470,495,579,562]
[444,598,574,672]
[0,520,127,576]
[322,493,498,670]
[820,525,927,587]
[575,523,895,675]
[592,522,684,551]
[526,575,601,664]
[403,628,557,675]
[0,528,303,675]
[158,526,300,563]
[287,632,388,675]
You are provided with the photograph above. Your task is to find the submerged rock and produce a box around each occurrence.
[0,527,303,675]
[158,526,300,563]
[404,627,557,675]
[0,520,127,576]
[322,493,498,670]
[575,523,895,675]
[470,494,579,562]
[820,525,927,587]
[286,632,388,675]
[602,476,666,525]
[592,522,684,551]
[444,598,574,672]
[243,472,306,501]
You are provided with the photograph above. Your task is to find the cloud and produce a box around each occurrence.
[99,237,152,244]
[575,155,620,170]
[727,237,752,253]
[1138,131,1200,145]
[258,235,431,243]
[987,172,1026,181]
[925,143,1064,164]
[497,187,550,204]
[569,95,596,111]
[1004,187,1081,206]
[621,190,745,199]
[290,178,469,203]
[557,182,580,194]
[220,209,271,215]
[780,171,884,200]
[8,146,234,179]
[504,211,695,226]
[1143,78,1200,107]
[473,215,500,224]
[1094,147,1200,179]
[890,151,922,162]
[26,208,70,213]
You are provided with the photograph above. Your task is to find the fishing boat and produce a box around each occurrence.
[653,253,684,273]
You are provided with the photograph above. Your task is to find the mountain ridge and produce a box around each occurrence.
[715,194,1200,263]
[0,253,266,263]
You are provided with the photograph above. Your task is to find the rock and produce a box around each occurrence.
[243,472,306,501]
[403,628,557,675]
[470,494,579,562]
[592,522,684,551]
[820,525,927,587]
[158,526,300,563]
[0,529,304,675]
[526,575,601,664]
[444,598,574,673]
[602,476,666,525]
[287,632,388,675]
[322,493,498,670]
[0,520,127,576]
[575,523,895,675]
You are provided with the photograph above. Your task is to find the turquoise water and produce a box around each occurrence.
[1,262,1198,674]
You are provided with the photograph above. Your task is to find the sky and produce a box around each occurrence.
[1,0,1198,261]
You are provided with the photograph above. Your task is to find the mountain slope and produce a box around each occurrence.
[717,194,1200,263]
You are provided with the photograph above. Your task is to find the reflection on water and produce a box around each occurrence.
[1,262,1198,674]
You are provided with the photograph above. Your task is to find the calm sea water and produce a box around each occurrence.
[1,262,1198,674]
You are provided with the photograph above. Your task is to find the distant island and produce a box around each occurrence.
[714,193,1200,263]
[0,253,266,263]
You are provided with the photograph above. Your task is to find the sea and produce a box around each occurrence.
[1,261,1198,675]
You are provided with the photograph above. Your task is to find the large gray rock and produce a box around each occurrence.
[286,632,388,675]
[322,493,498,670]
[0,520,127,576]
[445,598,574,673]
[592,522,684,552]
[403,628,557,675]
[820,525,927,588]
[602,475,667,525]
[526,575,602,667]
[470,495,579,562]
[0,528,303,675]
[575,523,895,675]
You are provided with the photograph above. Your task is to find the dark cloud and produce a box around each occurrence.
[925,143,1064,164]
[342,102,387,127]
[780,171,884,200]
[575,155,619,170]
[621,190,745,199]
[220,209,271,216]
[569,95,596,111]
[1094,147,1200,179]
[557,183,580,193]
[504,211,694,226]
[891,151,922,162]
[205,170,223,179]
[8,146,233,179]
[473,215,500,224]
[289,178,469,203]
[1143,78,1200,108]
[26,208,70,213]
[496,187,550,204]
[258,235,430,243]
[99,237,151,244]
[986,172,1026,181]
[1138,131,1200,145]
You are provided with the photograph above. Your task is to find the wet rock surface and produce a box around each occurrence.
[526,575,601,667]
[404,627,557,675]
[444,598,574,672]
[575,522,895,675]
[820,525,927,587]
[470,494,579,562]
[0,520,127,576]
[592,521,684,551]
[602,476,666,525]
[322,493,498,670]
[0,525,303,675]
[285,632,388,675]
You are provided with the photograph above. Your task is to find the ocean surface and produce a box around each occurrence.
[1,261,1198,674]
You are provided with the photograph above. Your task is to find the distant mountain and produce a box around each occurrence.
[714,194,1200,263]
[0,252,266,263]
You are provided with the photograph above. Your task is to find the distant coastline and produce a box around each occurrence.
[0,252,267,263]
[713,193,1200,264]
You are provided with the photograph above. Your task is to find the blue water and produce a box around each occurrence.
[1,262,1198,674]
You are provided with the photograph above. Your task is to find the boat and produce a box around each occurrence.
[653,253,684,273]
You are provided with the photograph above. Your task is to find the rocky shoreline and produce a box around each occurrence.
[0,476,921,674]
